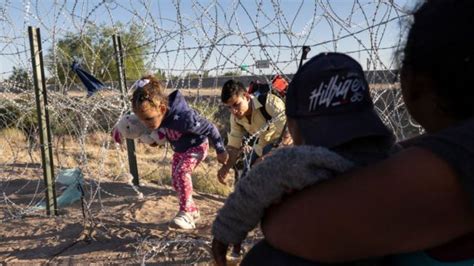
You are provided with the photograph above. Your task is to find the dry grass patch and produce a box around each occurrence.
[0,128,232,196]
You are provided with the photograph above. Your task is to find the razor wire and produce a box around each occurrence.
[0,0,418,263]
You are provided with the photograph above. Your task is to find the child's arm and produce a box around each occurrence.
[211,146,354,245]
[186,113,226,154]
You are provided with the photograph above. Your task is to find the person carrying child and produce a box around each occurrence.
[242,1,474,265]
[211,52,395,265]
[217,79,292,184]
[128,75,228,230]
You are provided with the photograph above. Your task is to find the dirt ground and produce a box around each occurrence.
[0,166,261,265]
[0,127,259,265]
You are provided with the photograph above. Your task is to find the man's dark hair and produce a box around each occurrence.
[221,80,247,103]
[401,0,474,119]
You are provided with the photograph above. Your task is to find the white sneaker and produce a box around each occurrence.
[170,211,198,229]
[190,210,200,222]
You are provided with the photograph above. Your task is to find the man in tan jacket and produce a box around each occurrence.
[217,79,291,184]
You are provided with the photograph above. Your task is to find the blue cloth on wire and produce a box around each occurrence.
[35,168,84,210]
[71,61,105,96]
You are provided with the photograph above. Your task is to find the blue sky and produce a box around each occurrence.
[0,0,413,80]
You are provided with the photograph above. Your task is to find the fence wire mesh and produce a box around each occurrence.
[0,0,419,264]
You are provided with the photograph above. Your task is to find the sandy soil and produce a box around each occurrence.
[0,130,258,265]
[0,166,261,265]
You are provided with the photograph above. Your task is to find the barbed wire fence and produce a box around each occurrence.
[0,0,420,264]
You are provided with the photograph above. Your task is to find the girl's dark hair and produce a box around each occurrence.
[131,75,168,113]
[401,0,474,119]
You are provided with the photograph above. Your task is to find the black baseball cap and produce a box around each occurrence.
[285,52,392,148]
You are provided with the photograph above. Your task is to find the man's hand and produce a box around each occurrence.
[242,144,253,154]
[217,165,231,184]
[217,151,229,165]
[211,238,228,266]
[217,146,240,185]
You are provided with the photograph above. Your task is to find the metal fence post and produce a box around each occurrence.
[112,34,140,186]
[28,26,58,215]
